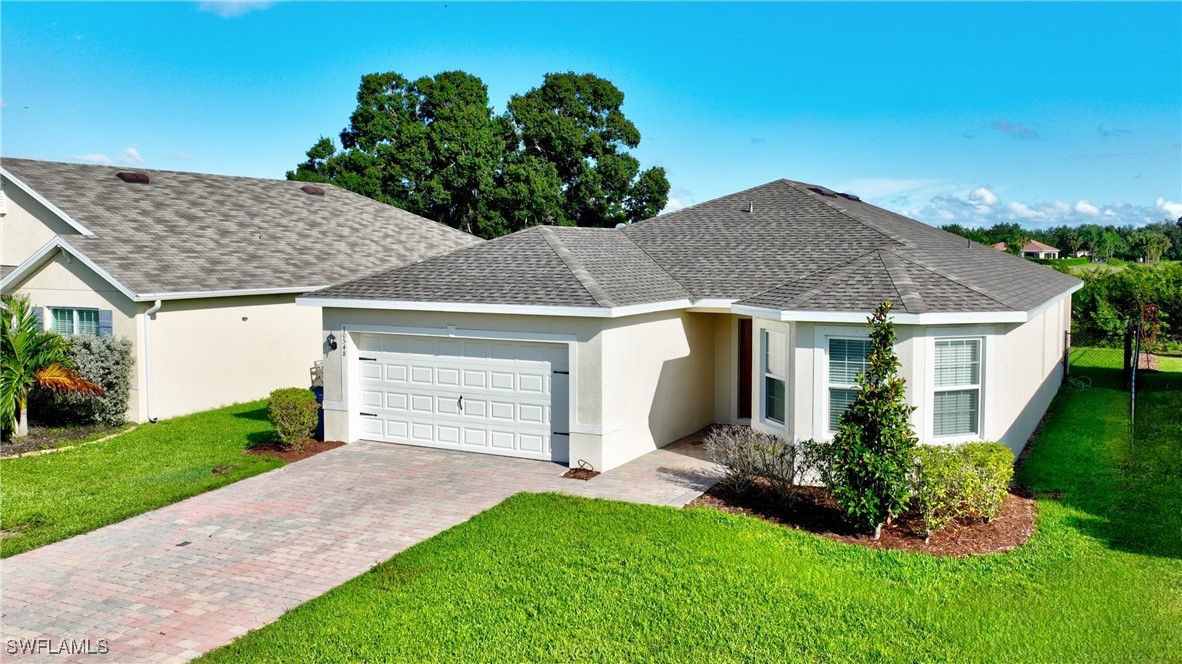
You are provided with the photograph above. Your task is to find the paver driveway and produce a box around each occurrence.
[1,437,719,663]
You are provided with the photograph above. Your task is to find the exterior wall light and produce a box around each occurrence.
[326,333,337,351]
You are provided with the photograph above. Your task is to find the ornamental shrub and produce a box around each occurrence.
[827,301,918,537]
[705,425,798,500]
[267,388,319,449]
[30,334,134,426]
[911,442,1015,538]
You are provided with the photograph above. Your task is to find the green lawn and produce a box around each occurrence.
[202,381,1182,661]
[0,401,282,557]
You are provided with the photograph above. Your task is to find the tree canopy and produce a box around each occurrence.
[940,219,1181,263]
[289,70,669,238]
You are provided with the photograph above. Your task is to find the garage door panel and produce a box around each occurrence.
[354,334,568,462]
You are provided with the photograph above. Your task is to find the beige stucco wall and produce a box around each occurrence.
[598,311,718,470]
[1,176,82,267]
[751,296,1071,454]
[3,250,144,421]
[148,295,322,420]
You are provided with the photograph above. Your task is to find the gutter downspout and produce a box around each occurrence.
[144,299,162,423]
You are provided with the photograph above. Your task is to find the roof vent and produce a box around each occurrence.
[807,186,837,198]
[745,201,755,213]
[300,185,326,197]
[116,172,150,184]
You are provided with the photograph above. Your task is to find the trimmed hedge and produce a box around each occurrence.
[267,388,319,449]
[911,442,1014,538]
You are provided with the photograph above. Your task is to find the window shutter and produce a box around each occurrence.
[32,306,44,329]
[98,309,114,337]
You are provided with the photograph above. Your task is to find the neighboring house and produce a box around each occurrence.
[0,158,480,422]
[993,240,1060,259]
[301,180,1083,471]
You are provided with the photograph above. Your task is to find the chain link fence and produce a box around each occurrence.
[1067,315,1181,448]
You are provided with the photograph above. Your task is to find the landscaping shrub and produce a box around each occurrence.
[911,442,1015,539]
[29,334,133,427]
[798,438,835,488]
[705,425,798,500]
[828,302,918,537]
[267,388,319,449]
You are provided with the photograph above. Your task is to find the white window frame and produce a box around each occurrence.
[927,335,986,442]
[761,327,788,426]
[823,334,873,436]
[46,306,99,337]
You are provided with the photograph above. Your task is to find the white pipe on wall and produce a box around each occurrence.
[143,299,162,423]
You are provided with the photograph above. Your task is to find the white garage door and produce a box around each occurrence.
[353,333,569,462]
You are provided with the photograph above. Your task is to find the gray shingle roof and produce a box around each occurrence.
[309,178,1082,316]
[2,158,481,297]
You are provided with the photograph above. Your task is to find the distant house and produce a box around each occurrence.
[993,240,1060,260]
[0,159,480,423]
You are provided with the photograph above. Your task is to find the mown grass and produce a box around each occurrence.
[0,401,282,557]
[202,375,1181,661]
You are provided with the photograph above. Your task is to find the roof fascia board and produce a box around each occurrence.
[1,167,95,236]
[137,286,327,302]
[297,296,695,318]
[0,237,139,301]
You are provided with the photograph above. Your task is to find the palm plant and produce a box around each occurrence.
[1,294,103,438]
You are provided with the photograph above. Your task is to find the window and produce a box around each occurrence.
[762,329,787,424]
[49,308,99,336]
[828,338,871,431]
[933,338,982,436]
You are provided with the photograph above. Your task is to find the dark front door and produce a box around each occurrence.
[738,318,752,419]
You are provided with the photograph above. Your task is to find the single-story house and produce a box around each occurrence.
[993,240,1060,259]
[0,158,479,422]
[301,180,1083,471]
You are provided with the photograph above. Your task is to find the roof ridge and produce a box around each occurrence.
[887,249,1014,310]
[763,250,882,309]
[536,226,617,308]
[877,250,925,313]
[617,228,695,299]
[780,180,916,250]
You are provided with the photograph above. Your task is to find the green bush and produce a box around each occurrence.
[267,388,319,449]
[29,334,134,426]
[911,442,1015,538]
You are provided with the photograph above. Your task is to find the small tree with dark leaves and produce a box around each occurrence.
[828,301,918,537]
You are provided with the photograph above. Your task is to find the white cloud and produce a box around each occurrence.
[71,153,113,165]
[197,2,273,18]
[903,187,1175,229]
[1155,197,1182,220]
[120,147,143,164]
[662,186,696,214]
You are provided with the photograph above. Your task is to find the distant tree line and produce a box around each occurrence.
[289,70,669,239]
[939,220,1182,263]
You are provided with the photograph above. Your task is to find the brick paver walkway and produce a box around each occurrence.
[1,434,719,662]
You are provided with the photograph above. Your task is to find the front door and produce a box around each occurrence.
[738,318,752,419]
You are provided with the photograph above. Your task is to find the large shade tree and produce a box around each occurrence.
[1,295,103,438]
[289,70,669,238]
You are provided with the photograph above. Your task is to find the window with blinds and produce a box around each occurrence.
[933,338,981,436]
[828,338,871,431]
[49,308,100,337]
[763,329,787,424]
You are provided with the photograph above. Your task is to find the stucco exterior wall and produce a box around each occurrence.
[4,250,144,421]
[148,295,322,420]
[598,311,718,470]
[1,177,82,268]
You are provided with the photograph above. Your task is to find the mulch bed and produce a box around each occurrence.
[562,468,601,480]
[245,440,346,463]
[688,481,1036,557]
[1,423,131,457]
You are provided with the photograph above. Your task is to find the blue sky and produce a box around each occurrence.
[3,1,1180,228]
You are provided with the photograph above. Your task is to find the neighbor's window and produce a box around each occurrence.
[50,308,99,337]
[933,338,982,436]
[762,329,787,424]
[828,337,871,431]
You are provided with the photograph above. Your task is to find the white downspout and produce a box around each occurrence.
[143,299,162,423]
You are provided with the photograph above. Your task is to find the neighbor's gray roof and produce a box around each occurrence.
[308,178,1082,315]
[1,158,480,297]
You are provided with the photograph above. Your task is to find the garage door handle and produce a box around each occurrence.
[360,412,377,417]
[457,395,463,411]
[359,357,377,362]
